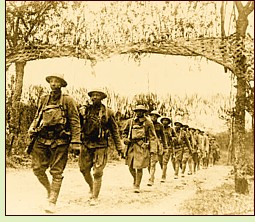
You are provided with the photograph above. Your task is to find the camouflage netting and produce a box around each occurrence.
[6,1,254,82]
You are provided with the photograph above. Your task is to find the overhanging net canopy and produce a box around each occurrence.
[6,1,254,82]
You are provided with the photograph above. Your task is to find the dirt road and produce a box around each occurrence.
[6,159,232,215]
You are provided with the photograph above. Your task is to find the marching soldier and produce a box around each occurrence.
[179,124,193,177]
[147,111,168,186]
[173,122,192,179]
[160,116,176,182]
[202,131,210,169]
[188,127,199,174]
[27,73,81,213]
[183,125,195,175]
[122,105,157,193]
[208,137,220,166]
[78,88,124,206]
[195,129,204,170]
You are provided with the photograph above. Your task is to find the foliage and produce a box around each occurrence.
[6,1,221,49]
[6,1,65,48]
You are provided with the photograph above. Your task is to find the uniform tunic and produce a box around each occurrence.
[30,92,81,177]
[79,103,122,172]
[122,116,157,169]
[173,129,191,162]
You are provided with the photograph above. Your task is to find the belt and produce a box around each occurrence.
[130,138,145,143]
[39,130,57,139]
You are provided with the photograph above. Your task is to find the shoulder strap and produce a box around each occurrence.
[59,93,67,110]
[101,105,110,122]
[41,95,50,110]
[127,118,133,139]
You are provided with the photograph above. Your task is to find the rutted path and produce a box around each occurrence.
[6,160,232,215]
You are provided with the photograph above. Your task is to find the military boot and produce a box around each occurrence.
[90,178,102,206]
[147,165,155,186]
[181,162,187,176]
[37,174,51,198]
[129,167,136,188]
[45,177,63,213]
[161,165,167,182]
[174,161,180,179]
[134,170,142,193]
[82,172,93,199]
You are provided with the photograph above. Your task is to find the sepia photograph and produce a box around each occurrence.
[5,1,254,216]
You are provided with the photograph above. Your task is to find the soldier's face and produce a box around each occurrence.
[135,110,145,118]
[150,114,158,122]
[90,92,103,104]
[162,119,169,126]
[175,125,181,130]
[49,77,62,92]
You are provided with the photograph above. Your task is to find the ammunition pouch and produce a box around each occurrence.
[131,124,146,140]
[81,128,109,142]
[39,125,70,141]
[42,104,66,127]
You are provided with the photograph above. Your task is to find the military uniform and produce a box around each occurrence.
[189,128,199,174]
[122,105,157,193]
[208,138,220,166]
[202,132,210,168]
[173,122,192,178]
[183,125,194,175]
[195,129,204,170]
[160,116,176,182]
[147,111,167,186]
[79,89,123,205]
[28,74,81,213]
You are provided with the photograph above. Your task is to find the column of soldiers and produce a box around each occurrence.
[122,106,221,186]
[27,73,220,213]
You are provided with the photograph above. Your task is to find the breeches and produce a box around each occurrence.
[149,152,159,167]
[173,148,183,162]
[162,149,171,165]
[79,145,108,179]
[182,149,190,163]
[192,153,198,164]
[31,140,69,179]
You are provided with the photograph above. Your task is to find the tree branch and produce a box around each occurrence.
[235,1,244,13]
[220,1,226,38]
[245,1,254,15]
[244,1,252,10]
[26,2,53,37]
[9,2,29,31]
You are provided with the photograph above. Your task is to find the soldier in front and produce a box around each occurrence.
[78,89,124,206]
[27,73,81,213]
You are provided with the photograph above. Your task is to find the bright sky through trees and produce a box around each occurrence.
[11,54,233,98]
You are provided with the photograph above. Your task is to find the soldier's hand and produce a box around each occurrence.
[117,149,125,159]
[123,138,130,145]
[70,143,81,156]
[28,128,36,138]
[141,142,149,149]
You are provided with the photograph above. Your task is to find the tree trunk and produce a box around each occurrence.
[7,61,26,155]
[232,1,253,194]
[234,76,249,194]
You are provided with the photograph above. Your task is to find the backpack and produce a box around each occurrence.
[80,104,109,141]
[41,94,67,129]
